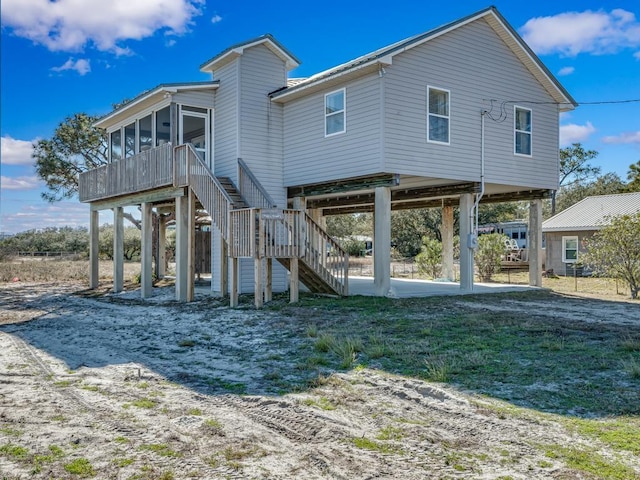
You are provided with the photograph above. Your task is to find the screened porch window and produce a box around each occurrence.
[124,122,136,158]
[325,89,345,136]
[427,86,450,144]
[139,114,152,151]
[110,130,122,162]
[156,106,171,146]
[514,106,532,156]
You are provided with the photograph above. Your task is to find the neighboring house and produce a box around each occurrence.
[542,192,640,276]
[478,221,529,249]
[79,6,576,305]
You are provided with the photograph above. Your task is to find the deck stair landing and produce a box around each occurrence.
[174,144,348,299]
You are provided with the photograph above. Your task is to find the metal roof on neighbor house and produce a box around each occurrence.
[542,192,640,232]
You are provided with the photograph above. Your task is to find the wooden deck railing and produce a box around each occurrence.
[228,208,348,295]
[174,144,233,239]
[78,143,173,202]
[303,214,349,296]
[238,158,277,209]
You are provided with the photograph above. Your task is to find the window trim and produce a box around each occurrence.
[514,105,532,157]
[324,88,346,137]
[427,86,450,145]
[562,236,579,263]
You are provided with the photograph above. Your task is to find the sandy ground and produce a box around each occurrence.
[0,282,639,479]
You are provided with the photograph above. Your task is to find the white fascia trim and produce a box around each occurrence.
[201,38,300,73]
[95,84,218,128]
[272,59,388,101]
[485,12,575,110]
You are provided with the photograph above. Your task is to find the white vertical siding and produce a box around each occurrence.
[283,74,383,187]
[239,44,287,205]
[213,62,239,178]
[383,18,559,190]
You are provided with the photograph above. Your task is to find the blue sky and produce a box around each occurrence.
[1,0,639,234]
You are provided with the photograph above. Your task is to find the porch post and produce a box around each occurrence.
[459,193,474,291]
[254,258,263,308]
[290,257,299,303]
[89,208,99,289]
[529,199,543,287]
[157,214,167,279]
[265,257,273,302]
[441,205,455,281]
[230,257,239,307]
[374,186,391,296]
[175,195,188,301]
[220,238,229,296]
[141,203,153,298]
[187,190,196,302]
[113,206,124,293]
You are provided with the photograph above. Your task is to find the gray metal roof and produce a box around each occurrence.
[270,6,577,108]
[542,192,640,232]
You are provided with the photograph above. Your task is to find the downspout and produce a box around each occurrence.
[473,110,487,235]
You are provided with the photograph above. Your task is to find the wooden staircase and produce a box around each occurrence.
[216,177,250,209]
[174,144,348,300]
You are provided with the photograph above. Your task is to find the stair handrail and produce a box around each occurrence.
[302,213,349,296]
[174,144,234,240]
[238,158,277,209]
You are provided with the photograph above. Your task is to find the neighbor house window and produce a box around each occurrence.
[427,86,450,144]
[325,89,345,136]
[562,236,578,263]
[514,106,532,156]
[110,130,122,162]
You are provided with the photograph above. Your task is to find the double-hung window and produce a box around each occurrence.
[325,89,345,136]
[514,106,532,156]
[562,236,578,263]
[427,86,450,144]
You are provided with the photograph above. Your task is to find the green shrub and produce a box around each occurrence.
[475,233,508,282]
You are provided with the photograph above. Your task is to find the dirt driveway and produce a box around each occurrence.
[0,282,639,479]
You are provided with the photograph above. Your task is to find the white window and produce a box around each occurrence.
[514,106,532,156]
[325,89,345,136]
[427,86,450,144]
[562,236,578,263]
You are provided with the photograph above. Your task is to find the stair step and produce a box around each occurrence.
[215,176,250,209]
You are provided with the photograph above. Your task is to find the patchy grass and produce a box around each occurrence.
[351,437,402,455]
[63,458,96,477]
[543,445,638,480]
[268,291,640,417]
[139,443,182,458]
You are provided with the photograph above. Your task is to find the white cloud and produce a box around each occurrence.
[602,131,640,144]
[51,58,91,76]
[521,9,640,57]
[0,0,204,54]
[557,66,575,76]
[634,51,640,60]
[560,122,596,146]
[211,14,222,24]
[1,176,41,190]
[1,136,35,165]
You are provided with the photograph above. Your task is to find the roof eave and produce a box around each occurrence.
[271,6,577,109]
[200,35,300,73]
[94,82,219,129]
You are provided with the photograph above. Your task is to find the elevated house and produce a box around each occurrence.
[542,192,640,276]
[80,7,576,305]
